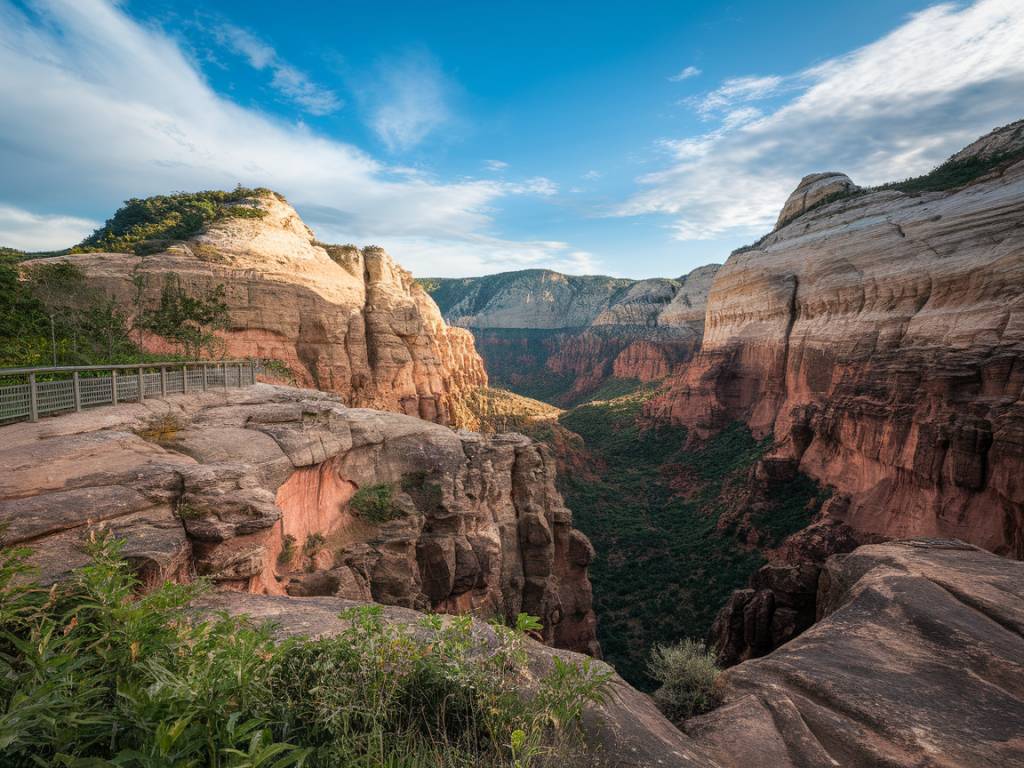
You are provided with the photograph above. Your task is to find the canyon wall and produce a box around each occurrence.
[27,193,486,426]
[424,265,719,404]
[650,122,1024,558]
[0,385,598,656]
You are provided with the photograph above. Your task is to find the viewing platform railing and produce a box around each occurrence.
[0,360,258,424]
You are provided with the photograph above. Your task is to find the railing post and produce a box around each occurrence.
[202,364,208,391]
[28,373,38,422]
[111,369,118,406]
[182,364,189,393]
[72,371,82,412]
[250,359,256,384]
[160,366,167,397]
[236,362,242,388]
[137,366,145,402]
[223,362,229,391]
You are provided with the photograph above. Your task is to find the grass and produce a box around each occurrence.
[0,534,611,767]
[647,639,722,721]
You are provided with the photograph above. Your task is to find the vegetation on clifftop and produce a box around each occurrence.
[74,187,274,256]
[0,536,610,767]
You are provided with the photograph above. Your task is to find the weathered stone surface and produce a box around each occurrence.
[650,123,1024,557]
[774,171,858,229]
[691,540,1024,768]
[0,385,598,655]
[24,192,487,426]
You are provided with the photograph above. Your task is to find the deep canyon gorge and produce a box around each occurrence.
[2,120,1023,767]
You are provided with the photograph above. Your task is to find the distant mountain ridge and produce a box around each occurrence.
[420,265,720,404]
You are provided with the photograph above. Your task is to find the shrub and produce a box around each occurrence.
[278,534,297,566]
[0,535,610,767]
[647,639,722,721]
[350,482,404,523]
[74,186,271,255]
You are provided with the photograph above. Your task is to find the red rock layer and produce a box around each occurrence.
[650,156,1024,557]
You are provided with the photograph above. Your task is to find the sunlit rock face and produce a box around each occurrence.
[26,191,487,426]
[0,385,598,656]
[649,122,1024,557]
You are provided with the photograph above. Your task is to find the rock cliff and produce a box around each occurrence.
[423,265,720,404]
[650,121,1024,558]
[27,192,487,426]
[0,384,598,656]
[691,539,1024,768]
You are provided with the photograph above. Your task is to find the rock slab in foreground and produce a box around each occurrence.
[690,539,1024,768]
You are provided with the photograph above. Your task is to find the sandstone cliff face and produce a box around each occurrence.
[425,265,720,404]
[29,193,486,426]
[650,124,1024,557]
[0,385,597,655]
[691,539,1024,768]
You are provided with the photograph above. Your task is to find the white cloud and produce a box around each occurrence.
[582,170,602,180]
[618,0,1024,241]
[359,50,453,152]
[216,24,342,115]
[668,65,701,82]
[0,205,98,251]
[0,0,573,275]
[484,159,509,171]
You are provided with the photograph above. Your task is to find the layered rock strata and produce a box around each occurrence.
[27,193,486,425]
[425,265,720,404]
[691,539,1024,768]
[650,123,1024,557]
[0,385,597,655]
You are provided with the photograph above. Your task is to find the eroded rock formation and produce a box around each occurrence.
[424,265,720,404]
[26,193,486,425]
[650,122,1024,558]
[691,540,1024,768]
[0,384,597,655]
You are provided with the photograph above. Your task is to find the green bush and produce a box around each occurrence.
[647,639,722,721]
[350,483,404,523]
[74,187,271,255]
[0,535,610,767]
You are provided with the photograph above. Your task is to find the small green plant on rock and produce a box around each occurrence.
[349,482,404,524]
[277,534,297,566]
[647,639,722,721]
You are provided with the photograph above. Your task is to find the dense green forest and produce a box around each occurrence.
[529,382,827,687]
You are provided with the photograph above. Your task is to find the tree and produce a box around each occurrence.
[136,273,229,358]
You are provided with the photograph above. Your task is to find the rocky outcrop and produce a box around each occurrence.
[650,122,1024,558]
[774,172,858,229]
[691,539,1024,768]
[0,384,597,655]
[26,193,486,426]
[424,265,720,404]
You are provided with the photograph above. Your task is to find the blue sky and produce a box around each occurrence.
[1,1,1023,278]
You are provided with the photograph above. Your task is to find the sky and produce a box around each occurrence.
[1,0,1023,279]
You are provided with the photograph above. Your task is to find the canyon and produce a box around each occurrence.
[424,265,719,404]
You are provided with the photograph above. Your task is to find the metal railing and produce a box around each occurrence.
[0,360,258,424]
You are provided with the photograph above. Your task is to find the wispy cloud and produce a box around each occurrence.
[0,0,578,276]
[358,50,453,152]
[216,24,342,115]
[582,170,602,180]
[618,0,1024,242]
[668,65,701,82]
[0,205,98,251]
[484,159,509,171]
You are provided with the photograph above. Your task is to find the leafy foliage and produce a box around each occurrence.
[349,483,404,524]
[134,272,230,357]
[74,187,272,255]
[0,535,610,767]
[647,639,722,721]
